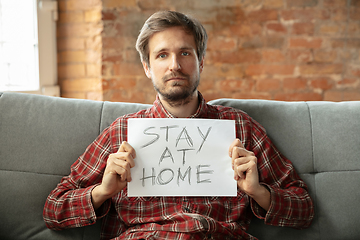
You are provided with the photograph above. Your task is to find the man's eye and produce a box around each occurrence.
[158,54,167,58]
[181,52,190,56]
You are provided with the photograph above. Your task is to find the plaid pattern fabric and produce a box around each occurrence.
[43,93,314,240]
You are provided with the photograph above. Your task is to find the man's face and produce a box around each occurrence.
[142,27,204,104]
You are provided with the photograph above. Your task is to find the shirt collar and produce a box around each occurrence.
[151,91,208,118]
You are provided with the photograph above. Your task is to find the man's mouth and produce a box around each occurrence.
[166,77,187,81]
[163,72,189,82]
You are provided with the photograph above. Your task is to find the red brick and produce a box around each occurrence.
[256,78,281,92]
[347,40,360,48]
[216,8,246,24]
[351,0,360,7]
[198,78,218,92]
[299,64,344,75]
[323,0,348,8]
[289,38,323,48]
[264,0,284,9]
[331,9,348,21]
[102,77,137,91]
[319,23,344,35]
[281,9,330,21]
[286,0,319,8]
[210,50,262,64]
[219,78,254,92]
[283,77,308,90]
[246,64,295,76]
[338,78,358,86]
[262,49,286,62]
[314,50,337,63]
[348,22,360,37]
[310,78,334,90]
[324,90,360,101]
[287,50,313,63]
[292,22,315,35]
[102,37,135,49]
[102,9,117,21]
[232,92,272,100]
[207,37,237,51]
[201,64,245,79]
[265,36,285,48]
[241,38,264,49]
[266,23,287,34]
[102,52,124,63]
[201,92,224,102]
[350,9,360,20]
[350,65,360,77]
[275,92,322,101]
[230,23,263,37]
[247,10,278,22]
[113,62,144,77]
[330,39,346,48]
[103,89,147,103]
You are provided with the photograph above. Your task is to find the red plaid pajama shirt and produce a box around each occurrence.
[43,93,314,239]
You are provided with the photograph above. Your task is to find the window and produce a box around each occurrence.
[0,0,59,96]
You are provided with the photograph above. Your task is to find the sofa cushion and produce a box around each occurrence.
[0,171,101,240]
[0,92,104,176]
[316,171,360,239]
[308,101,360,172]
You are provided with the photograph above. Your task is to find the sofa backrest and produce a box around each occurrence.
[1,92,359,240]
[0,92,151,240]
[209,98,360,240]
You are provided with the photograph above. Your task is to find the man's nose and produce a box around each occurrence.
[169,55,181,71]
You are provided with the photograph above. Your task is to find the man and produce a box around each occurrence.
[44,11,314,239]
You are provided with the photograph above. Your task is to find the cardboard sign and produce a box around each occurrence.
[127,118,237,197]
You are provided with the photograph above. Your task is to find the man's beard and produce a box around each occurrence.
[153,71,199,107]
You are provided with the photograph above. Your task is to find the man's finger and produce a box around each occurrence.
[118,141,136,156]
[229,138,244,157]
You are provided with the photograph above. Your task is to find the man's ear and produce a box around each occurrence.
[199,56,205,73]
[142,61,151,79]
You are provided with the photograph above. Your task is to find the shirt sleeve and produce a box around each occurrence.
[247,118,314,229]
[43,126,113,230]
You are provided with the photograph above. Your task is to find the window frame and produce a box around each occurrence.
[0,0,59,96]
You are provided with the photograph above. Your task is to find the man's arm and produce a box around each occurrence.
[230,130,314,229]
[43,127,114,230]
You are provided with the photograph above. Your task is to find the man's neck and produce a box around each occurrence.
[159,92,199,118]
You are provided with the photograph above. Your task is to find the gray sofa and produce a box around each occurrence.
[1,91,359,240]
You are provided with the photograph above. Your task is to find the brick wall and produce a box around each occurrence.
[58,0,360,103]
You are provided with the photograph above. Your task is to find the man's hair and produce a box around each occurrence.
[135,11,208,66]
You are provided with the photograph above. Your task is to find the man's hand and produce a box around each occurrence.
[229,139,270,211]
[91,141,136,210]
